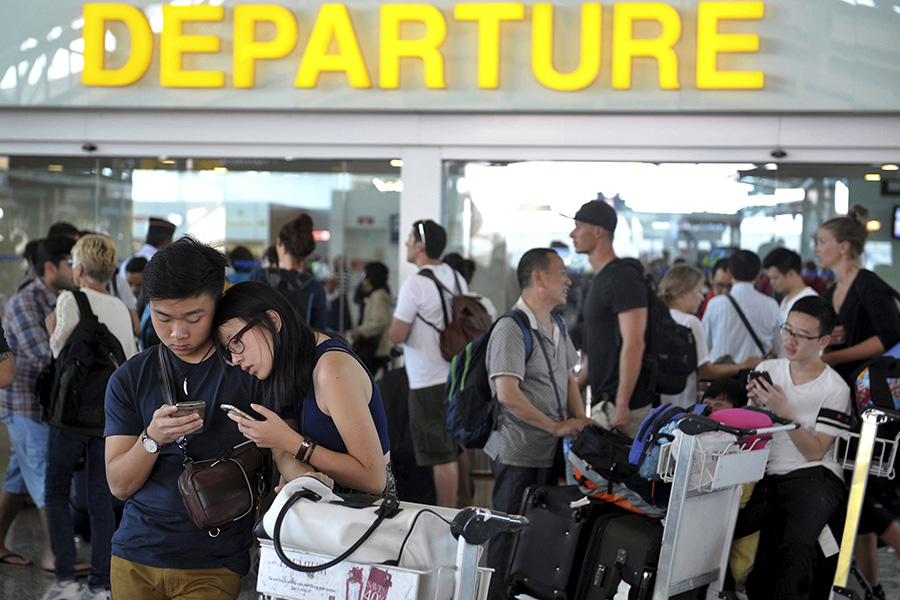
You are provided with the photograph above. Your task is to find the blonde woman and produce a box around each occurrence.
[658,264,760,408]
[817,204,900,379]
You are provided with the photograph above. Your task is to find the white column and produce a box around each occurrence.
[397,147,443,284]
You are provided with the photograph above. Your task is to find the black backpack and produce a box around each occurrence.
[37,289,127,438]
[618,259,698,395]
[264,268,318,327]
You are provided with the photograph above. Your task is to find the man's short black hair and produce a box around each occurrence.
[141,235,227,301]
[729,250,761,282]
[125,256,148,274]
[34,236,76,277]
[763,247,802,276]
[47,222,80,240]
[412,219,447,259]
[702,378,748,408]
[711,258,730,275]
[789,295,837,337]
[517,248,555,290]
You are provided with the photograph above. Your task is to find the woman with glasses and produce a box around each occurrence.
[213,281,394,498]
[658,264,761,408]
[816,204,900,380]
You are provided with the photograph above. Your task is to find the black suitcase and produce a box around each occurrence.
[575,509,663,600]
[507,485,609,600]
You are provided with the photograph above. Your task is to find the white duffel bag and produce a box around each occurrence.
[261,475,465,573]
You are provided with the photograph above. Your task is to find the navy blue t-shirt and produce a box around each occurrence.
[105,345,264,575]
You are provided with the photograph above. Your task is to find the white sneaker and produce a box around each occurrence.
[83,587,112,600]
[40,579,83,600]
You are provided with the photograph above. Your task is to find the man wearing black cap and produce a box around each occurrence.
[118,217,176,280]
[569,200,653,436]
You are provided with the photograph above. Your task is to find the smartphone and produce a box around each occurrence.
[748,371,773,386]
[174,400,205,417]
[220,404,259,422]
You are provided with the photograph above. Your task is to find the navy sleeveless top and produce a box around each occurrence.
[300,338,390,455]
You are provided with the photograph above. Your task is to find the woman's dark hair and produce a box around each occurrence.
[278,213,316,262]
[142,235,227,301]
[213,281,317,411]
[789,295,837,337]
[262,244,279,267]
[364,261,389,291]
[820,204,870,262]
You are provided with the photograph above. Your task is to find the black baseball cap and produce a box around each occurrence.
[564,200,617,232]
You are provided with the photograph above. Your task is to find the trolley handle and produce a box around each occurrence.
[677,413,799,437]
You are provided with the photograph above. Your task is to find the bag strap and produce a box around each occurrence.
[416,269,450,331]
[534,332,565,421]
[724,294,768,356]
[273,491,400,573]
[71,288,99,323]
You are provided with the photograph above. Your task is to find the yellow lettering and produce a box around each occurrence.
[454,3,524,89]
[233,5,298,89]
[532,3,601,91]
[160,5,225,88]
[82,3,152,86]
[612,2,681,90]
[296,4,371,88]
[697,1,764,89]
[380,4,447,89]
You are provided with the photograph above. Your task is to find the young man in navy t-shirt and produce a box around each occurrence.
[105,236,264,600]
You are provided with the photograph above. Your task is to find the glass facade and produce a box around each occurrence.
[444,160,900,314]
[0,157,402,325]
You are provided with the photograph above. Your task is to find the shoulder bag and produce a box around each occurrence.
[157,345,270,536]
[724,294,770,358]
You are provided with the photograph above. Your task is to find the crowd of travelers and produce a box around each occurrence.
[0,199,897,600]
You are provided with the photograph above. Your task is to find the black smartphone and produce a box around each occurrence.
[174,400,206,418]
[220,403,259,422]
[748,371,773,386]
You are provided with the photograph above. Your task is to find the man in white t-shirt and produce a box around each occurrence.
[735,295,851,599]
[763,247,819,324]
[389,220,467,508]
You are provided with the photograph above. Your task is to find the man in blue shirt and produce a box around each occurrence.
[105,236,263,600]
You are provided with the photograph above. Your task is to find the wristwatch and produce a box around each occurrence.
[141,430,160,454]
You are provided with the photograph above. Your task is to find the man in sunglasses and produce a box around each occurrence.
[389,219,467,508]
[735,296,852,599]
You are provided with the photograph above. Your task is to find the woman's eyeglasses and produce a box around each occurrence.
[223,318,260,365]
[780,323,822,341]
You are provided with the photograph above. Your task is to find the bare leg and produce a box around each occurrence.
[0,489,27,559]
[433,462,459,509]
[456,448,472,508]
[856,533,879,585]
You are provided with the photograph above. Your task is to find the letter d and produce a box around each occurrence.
[83,3,152,86]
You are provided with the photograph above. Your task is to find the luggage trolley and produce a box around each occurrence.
[652,414,799,600]
[256,506,527,600]
[831,406,900,600]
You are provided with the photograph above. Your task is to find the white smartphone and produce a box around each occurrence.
[220,403,259,421]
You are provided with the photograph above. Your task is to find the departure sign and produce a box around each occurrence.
[81,2,765,91]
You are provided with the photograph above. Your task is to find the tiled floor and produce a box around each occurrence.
[2,428,899,599]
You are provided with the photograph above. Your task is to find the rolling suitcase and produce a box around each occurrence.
[507,485,608,600]
[576,510,663,600]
